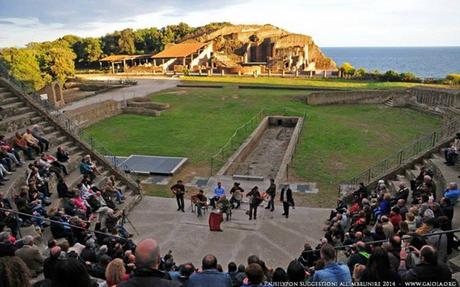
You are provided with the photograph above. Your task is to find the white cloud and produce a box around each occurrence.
[0,0,459,47]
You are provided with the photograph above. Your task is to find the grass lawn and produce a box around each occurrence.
[85,85,441,207]
[181,76,446,89]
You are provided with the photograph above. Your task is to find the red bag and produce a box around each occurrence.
[209,212,223,232]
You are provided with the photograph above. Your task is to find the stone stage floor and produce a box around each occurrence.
[126,196,330,268]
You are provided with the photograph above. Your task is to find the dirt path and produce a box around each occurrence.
[60,76,179,112]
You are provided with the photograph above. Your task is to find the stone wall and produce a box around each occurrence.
[64,100,122,128]
[306,89,409,105]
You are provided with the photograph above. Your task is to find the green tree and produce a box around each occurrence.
[0,48,47,91]
[61,34,81,47]
[400,72,420,83]
[118,29,136,54]
[134,28,161,53]
[382,70,401,82]
[339,62,355,77]
[33,40,76,83]
[102,33,120,55]
[81,38,103,62]
[353,67,366,79]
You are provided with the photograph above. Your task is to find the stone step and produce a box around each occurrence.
[1,100,24,109]
[3,120,49,139]
[0,91,13,99]
[0,111,37,126]
[0,96,18,106]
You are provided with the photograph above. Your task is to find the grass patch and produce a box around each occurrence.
[181,76,443,89]
[85,86,441,207]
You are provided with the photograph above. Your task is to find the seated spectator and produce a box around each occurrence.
[39,153,68,177]
[389,206,403,232]
[187,254,232,287]
[22,130,43,154]
[43,246,61,280]
[104,180,125,205]
[0,255,31,287]
[56,146,69,162]
[443,182,460,204]
[398,245,452,282]
[174,262,196,286]
[118,238,180,287]
[287,259,306,284]
[272,267,287,283]
[310,244,351,284]
[246,263,270,287]
[360,247,400,282]
[0,231,16,256]
[48,257,98,287]
[380,216,394,239]
[347,241,369,272]
[30,125,50,151]
[80,155,96,180]
[392,183,409,204]
[298,242,318,269]
[106,258,129,286]
[0,135,23,165]
[443,133,460,165]
[14,235,44,277]
[374,193,391,219]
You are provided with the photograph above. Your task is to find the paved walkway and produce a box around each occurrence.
[60,77,179,112]
[126,196,330,268]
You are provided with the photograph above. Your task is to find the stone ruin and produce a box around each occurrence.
[181,24,337,74]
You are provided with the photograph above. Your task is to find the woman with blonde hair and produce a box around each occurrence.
[105,258,129,287]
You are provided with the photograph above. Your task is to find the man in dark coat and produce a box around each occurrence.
[119,238,181,287]
[246,186,262,220]
[171,180,185,212]
[398,245,452,282]
[280,186,295,218]
[265,178,276,212]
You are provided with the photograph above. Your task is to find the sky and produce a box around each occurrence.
[0,0,459,48]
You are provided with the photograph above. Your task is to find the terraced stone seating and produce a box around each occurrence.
[0,81,141,240]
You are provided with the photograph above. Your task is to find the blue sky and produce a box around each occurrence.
[1,0,459,48]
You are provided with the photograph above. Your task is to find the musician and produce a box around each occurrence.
[280,186,295,218]
[229,182,244,209]
[265,178,276,212]
[210,182,225,209]
[191,189,208,217]
[216,195,232,221]
[247,186,262,220]
[171,180,185,212]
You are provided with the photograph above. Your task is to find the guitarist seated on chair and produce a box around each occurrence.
[216,195,232,221]
[191,190,208,217]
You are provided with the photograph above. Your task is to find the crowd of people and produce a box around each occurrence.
[0,125,459,286]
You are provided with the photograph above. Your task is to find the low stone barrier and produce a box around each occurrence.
[126,100,170,110]
[64,100,122,128]
[306,89,408,105]
[122,107,161,117]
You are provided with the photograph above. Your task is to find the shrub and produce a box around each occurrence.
[445,74,460,85]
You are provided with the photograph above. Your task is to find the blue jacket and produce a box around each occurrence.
[187,269,232,287]
[444,188,460,204]
[311,262,352,284]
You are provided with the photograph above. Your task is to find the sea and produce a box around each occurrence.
[322,47,460,79]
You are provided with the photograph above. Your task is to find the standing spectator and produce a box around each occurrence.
[187,254,232,287]
[15,235,44,277]
[118,238,180,287]
[310,244,352,284]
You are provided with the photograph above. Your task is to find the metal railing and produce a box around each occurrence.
[209,109,265,175]
[345,118,460,186]
[0,60,140,186]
